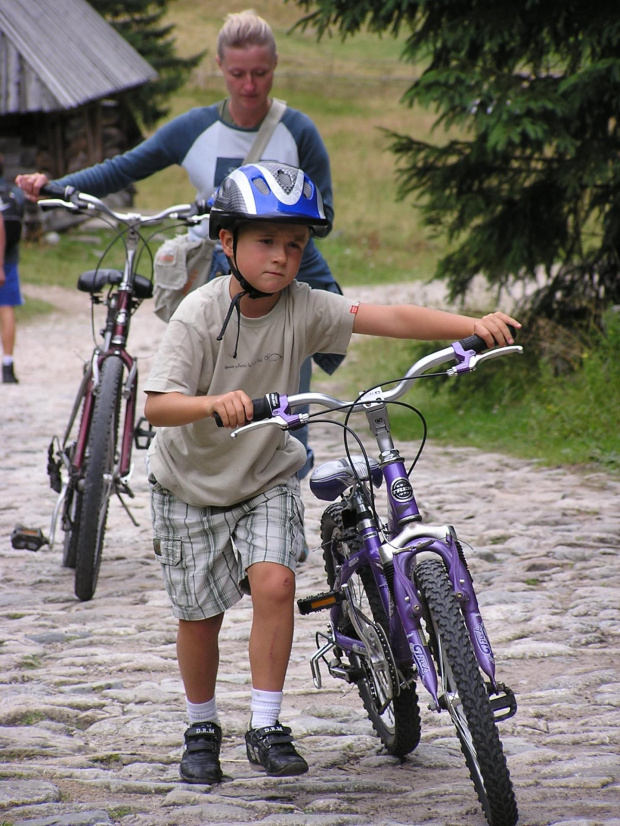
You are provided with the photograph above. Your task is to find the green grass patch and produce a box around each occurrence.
[19,654,42,670]
[342,311,620,473]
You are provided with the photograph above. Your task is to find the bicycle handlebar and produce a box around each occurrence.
[215,331,522,434]
[38,183,209,226]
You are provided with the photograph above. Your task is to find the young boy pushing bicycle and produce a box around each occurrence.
[143,161,520,784]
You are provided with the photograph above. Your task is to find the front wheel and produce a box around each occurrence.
[74,356,124,601]
[321,504,421,757]
[415,559,518,826]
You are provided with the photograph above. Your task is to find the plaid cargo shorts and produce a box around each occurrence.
[148,473,305,620]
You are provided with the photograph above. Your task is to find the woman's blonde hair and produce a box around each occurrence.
[217,9,277,61]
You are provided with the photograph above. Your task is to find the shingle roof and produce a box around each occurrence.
[0,0,158,113]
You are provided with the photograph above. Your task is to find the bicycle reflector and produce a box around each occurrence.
[11,526,49,552]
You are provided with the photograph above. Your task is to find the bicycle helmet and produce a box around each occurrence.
[208,162,330,240]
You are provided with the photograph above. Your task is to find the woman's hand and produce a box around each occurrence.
[15,173,50,201]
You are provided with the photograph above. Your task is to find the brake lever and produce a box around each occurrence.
[230,413,309,439]
[447,345,523,376]
[39,198,80,212]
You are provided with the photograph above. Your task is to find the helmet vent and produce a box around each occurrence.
[274,168,295,194]
[252,177,271,196]
[302,181,312,199]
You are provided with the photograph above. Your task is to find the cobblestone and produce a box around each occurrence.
[0,283,618,825]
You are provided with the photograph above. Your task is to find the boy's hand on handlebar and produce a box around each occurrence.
[15,173,50,201]
[209,390,254,429]
[472,312,521,348]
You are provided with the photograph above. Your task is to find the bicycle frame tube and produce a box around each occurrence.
[326,448,498,709]
[111,240,138,349]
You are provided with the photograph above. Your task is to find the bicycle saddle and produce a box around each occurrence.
[310,454,383,501]
[78,269,153,299]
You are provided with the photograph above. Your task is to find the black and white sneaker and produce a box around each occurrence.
[2,363,18,384]
[245,722,308,776]
[179,721,223,784]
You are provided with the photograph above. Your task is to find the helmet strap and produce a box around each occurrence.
[216,228,274,358]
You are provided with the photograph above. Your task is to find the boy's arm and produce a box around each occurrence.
[352,303,520,348]
[145,389,254,429]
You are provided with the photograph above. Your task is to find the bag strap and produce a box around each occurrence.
[243,98,287,164]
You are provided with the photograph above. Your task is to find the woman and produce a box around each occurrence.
[17,9,340,477]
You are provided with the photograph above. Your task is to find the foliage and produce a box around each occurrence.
[342,309,620,473]
[288,0,620,343]
[87,0,204,127]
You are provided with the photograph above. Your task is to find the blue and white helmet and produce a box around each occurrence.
[208,161,330,240]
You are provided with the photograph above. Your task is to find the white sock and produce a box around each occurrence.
[250,688,283,729]
[3,356,14,366]
[186,697,219,726]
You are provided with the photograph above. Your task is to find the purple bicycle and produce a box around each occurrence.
[228,333,522,826]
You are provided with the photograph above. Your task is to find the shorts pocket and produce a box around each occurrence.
[153,537,183,565]
[153,537,192,608]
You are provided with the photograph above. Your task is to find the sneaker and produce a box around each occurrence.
[179,721,223,784]
[245,722,308,776]
[2,363,18,384]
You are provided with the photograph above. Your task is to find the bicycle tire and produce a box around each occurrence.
[414,559,518,826]
[74,355,123,601]
[321,503,421,757]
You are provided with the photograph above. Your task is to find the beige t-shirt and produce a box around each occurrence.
[145,276,356,507]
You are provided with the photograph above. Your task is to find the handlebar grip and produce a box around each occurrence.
[214,393,280,428]
[39,182,76,199]
[187,198,210,218]
[459,324,517,354]
[252,393,280,421]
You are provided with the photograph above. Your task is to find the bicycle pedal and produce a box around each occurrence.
[488,682,518,721]
[328,660,364,684]
[11,526,49,552]
[134,416,156,450]
[297,590,343,615]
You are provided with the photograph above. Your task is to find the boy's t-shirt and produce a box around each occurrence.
[145,276,357,507]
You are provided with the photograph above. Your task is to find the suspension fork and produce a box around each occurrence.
[391,535,498,689]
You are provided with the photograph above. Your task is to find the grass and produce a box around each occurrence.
[343,311,620,473]
[16,0,619,475]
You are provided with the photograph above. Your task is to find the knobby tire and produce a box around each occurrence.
[74,356,123,601]
[414,559,518,826]
[321,503,421,757]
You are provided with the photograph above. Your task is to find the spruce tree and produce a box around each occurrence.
[291,0,620,336]
[88,0,204,127]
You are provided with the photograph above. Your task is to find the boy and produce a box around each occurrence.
[143,162,520,784]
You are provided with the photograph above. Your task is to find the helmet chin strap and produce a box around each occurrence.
[216,230,274,358]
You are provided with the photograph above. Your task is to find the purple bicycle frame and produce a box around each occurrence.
[274,393,498,708]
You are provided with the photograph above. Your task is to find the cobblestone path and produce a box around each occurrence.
[0,284,618,826]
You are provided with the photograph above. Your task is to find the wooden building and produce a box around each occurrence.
[0,0,157,188]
